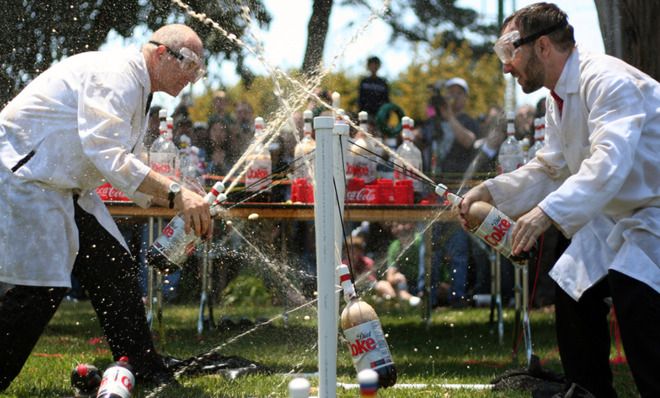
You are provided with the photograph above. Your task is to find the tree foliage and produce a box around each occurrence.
[0,0,271,105]
[344,0,500,59]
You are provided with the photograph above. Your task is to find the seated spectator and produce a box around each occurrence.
[375,222,423,306]
[342,235,377,290]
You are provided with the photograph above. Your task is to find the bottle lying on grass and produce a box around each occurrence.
[435,184,532,263]
[338,264,397,388]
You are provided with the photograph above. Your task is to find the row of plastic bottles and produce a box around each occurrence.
[148,109,204,189]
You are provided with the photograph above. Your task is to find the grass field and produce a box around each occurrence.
[0,276,638,397]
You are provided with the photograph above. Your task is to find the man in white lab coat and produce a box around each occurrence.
[0,24,212,390]
[460,3,659,397]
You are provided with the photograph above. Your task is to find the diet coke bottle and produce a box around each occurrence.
[96,357,134,398]
[435,184,530,262]
[338,264,397,388]
[146,181,225,272]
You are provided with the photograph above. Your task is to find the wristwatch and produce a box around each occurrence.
[167,182,181,209]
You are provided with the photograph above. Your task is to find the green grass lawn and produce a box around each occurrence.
[0,276,638,397]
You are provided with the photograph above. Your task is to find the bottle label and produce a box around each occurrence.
[343,320,394,373]
[473,207,515,258]
[97,366,134,398]
[151,215,199,266]
[246,157,271,191]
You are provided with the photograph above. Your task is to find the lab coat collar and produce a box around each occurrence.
[552,46,580,100]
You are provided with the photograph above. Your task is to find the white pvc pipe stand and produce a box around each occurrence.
[313,116,339,398]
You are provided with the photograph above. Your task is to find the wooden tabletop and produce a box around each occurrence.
[106,202,458,222]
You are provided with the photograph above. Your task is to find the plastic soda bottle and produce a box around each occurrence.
[338,264,397,388]
[527,117,545,161]
[497,112,524,174]
[245,117,272,202]
[96,357,134,398]
[393,116,423,200]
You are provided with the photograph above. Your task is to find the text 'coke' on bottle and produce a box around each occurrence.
[338,264,397,388]
[435,184,531,262]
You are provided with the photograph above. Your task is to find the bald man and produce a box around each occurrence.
[0,24,210,390]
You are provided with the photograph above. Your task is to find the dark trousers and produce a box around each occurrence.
[555,277,616,398]
[555,271,660,398]
[608,270,660,398]
[0,200,166,391]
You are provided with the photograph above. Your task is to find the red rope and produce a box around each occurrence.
[609,306,627,365]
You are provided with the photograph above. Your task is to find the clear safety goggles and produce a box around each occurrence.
[149,40,206,83]
[493,20,568,64]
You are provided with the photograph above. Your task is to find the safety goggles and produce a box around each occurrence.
[149,40,206,83]
[493,20,567,64]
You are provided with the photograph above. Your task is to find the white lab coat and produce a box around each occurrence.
[484,47,660,300]
[0,48,154,288]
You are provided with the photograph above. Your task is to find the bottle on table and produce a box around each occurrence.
[338,264,397,388]
[497,111,524,174]
[149,113,179,181]
[293,110,316,183]
[146,181,225,273]
[96,357,134,398]
[245,116,272,202]
[527,117,545,161]
[393,116,423,202]
[349,111,376,185]
[435,184,530,262]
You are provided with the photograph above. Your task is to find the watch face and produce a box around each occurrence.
[169,183,181,194]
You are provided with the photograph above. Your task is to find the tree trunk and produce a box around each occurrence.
[595,0,660,80]
[301,0,333,76]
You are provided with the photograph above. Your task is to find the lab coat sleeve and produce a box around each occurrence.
[539,74,644,237]
[77,69,151,198]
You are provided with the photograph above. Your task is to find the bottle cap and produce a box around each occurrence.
[358,368,379,396]
[358,111,368,123]
[288,377,311,398]
[303,109,313,121]
[158,109,168,119]
[337,264,355,298]
[434,183,448,197]
[255,117,265,131]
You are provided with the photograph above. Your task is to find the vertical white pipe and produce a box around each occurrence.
[314,116,338,398]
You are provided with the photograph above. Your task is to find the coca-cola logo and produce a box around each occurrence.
[346,187,376,203]
[484,217,511,247]
[350,332,377,356]
[162,225,175,238]
[347,163,370,177]
[246,168,269,179]
[152,163,172,174]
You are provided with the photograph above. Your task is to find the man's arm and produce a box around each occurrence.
[137,170,211,238]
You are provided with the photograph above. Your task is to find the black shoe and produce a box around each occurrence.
[137,368,178,389]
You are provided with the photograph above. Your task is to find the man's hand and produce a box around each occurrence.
[458,183,492,230]
[511,206,552,255]
[175,187,211,238]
